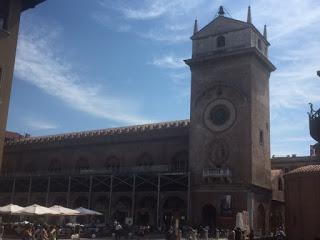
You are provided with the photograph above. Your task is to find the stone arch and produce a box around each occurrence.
[138,196,157,209]
[113,196,132,224]
[217,35,225,47]
[93,195,108,212]
[48,158,62,173]
[257,204,266,234]
[73,196,88,208]
[202,204,217,227]
[270,210,283,233]
[93,195,108,223]
[75,157,90,172]
[136,196,157,226]
[52,196,67,206]
[171,151,188,172]
[136,152,153,167]
[162,196,186,230]
[105,155,120,172]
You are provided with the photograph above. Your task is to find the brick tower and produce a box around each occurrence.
[185,6,275,232]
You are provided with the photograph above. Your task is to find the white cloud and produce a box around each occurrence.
[112,0,205,20]
[277,137,313,143]
[169,72,190,103]
[270,41,320,110]
[139,31,189,43]
[151,55,187,69]
[24,117,58,131]
[15,21,153,125]
[121,1,170,20]
[94,0,212,44]
[231,0,320,111]
[91,13,132,33]
[248,0,320,41]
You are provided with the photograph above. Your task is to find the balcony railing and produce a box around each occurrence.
[202,168,232,178]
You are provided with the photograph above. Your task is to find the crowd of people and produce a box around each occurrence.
[0,221,286,240]
[164,225,286,240]
[0,223,77,240]
[15,224,57,240]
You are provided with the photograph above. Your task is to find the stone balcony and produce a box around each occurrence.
[202,167,232,178]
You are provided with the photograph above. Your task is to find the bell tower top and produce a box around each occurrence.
[190,6,271,61]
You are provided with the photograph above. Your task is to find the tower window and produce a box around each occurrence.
[258,39,262,50]
[217,35,225,48]
[0,68,2,90]
[259,130,264,145]
[278,178,283,191]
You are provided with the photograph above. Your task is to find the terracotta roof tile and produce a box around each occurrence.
[5,119,190,146]
[286,165,320,176]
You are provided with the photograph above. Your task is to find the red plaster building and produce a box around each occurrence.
[285,165,320,240]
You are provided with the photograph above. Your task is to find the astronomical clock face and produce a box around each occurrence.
[203,99,236,132]
[210,140,229,165]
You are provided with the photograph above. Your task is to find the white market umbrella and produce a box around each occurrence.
[74,207,102,215]
[14,204,59,216]
[49,205,80,216]
[0,204,24,214]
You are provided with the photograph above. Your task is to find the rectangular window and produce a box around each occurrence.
[0,68,2,104]
[259,129,264,145]
[0,68,2,89]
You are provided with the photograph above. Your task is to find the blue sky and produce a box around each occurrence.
[6,0,320,156]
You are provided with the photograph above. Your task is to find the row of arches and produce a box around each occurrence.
[5,196,280,233]
[14,195,187,227]
[22,151,189,173]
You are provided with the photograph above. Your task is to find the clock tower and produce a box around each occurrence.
[185,7,276,231]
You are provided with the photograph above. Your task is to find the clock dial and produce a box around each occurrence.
[203,99,236,132]
[210,104,230,126]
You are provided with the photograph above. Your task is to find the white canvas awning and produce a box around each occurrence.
[74,207,102,215]
[14,204,59,216]
[0,204,24,214]
[49,205,80,216]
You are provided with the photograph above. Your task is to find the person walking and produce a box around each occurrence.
[235,228,242,240]
[49,226,57,240]
[248,229,254,240]
[40,225,49,240]
[0,224,4,240]
[23,225,33,240]
[228,229,235,240]
[115,221,122,240]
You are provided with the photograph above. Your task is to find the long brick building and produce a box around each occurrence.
[0,6,288,234]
